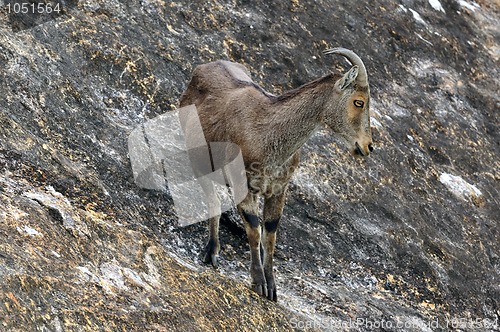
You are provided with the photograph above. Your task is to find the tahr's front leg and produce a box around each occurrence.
[262,189,287,301]
[238,193,267,297]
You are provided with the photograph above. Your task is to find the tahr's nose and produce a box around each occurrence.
[354,142,373,156]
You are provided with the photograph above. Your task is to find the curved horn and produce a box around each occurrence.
[323,48,368,88]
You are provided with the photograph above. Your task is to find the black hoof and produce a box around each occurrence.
[251,283,267,298]
[267,285,277,302]
[203,239,219,268]
[251,283,277,301]
[251,270,278,301]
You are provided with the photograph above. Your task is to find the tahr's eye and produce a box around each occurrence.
[353,100,364,108]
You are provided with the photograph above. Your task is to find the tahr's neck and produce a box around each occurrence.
[263,76,336,165]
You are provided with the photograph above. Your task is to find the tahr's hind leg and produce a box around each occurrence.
[200,178,222,268]
[203,214,221,267]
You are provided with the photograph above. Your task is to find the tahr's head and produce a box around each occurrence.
[322,48,373,157]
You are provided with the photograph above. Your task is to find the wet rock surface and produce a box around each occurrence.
[0,0,499,331]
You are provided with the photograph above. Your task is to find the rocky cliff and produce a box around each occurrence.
[0,0,498,331]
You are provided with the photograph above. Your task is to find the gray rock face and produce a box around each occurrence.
[1,0,498,331]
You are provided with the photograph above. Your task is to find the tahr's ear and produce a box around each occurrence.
[337,65,359,90]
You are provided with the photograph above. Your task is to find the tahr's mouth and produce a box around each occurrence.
[354,142,365,156]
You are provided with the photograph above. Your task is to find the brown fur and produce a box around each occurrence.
[180,50,372,301]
